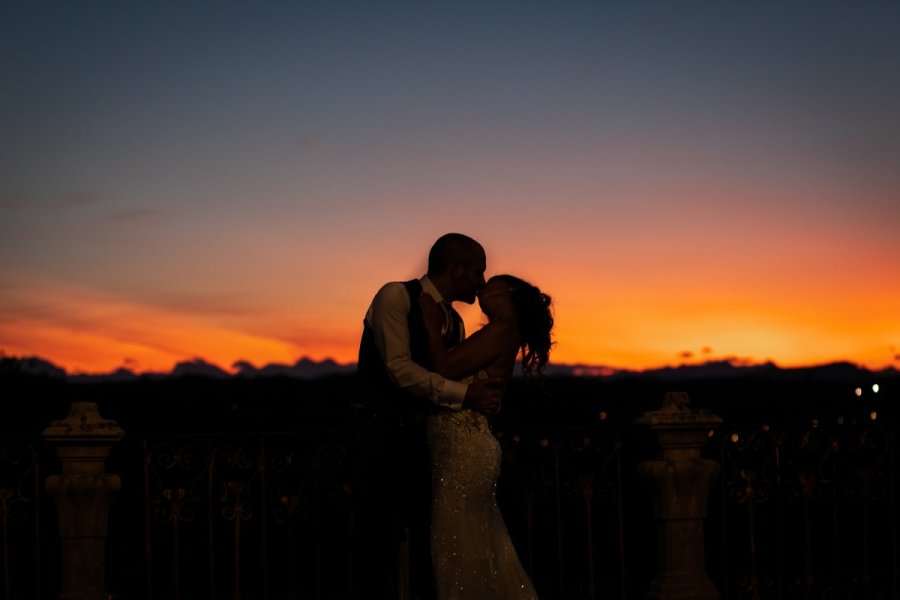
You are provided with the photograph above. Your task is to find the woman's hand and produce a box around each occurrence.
[419,292,444,335]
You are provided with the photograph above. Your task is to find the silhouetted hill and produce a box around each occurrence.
[2,354,895,382]
[171,358,231,378]
[233,357,357,379]
[0,355,67,379]
[2,354,896,439]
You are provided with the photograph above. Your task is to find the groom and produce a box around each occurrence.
[354,233,502,600]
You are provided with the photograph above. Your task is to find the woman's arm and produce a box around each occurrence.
[420,293,516,380]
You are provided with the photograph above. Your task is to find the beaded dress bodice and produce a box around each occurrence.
[427,408,539,599]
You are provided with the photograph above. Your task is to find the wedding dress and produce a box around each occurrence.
[427,407,539,599]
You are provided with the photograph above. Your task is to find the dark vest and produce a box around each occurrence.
[357,279,462,420]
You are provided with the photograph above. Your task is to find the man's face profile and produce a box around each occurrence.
[453,252,486,304]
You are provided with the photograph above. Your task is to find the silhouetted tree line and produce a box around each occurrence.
[2,360,895,437]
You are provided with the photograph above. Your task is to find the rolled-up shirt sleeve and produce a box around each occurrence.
[366,282,466,410]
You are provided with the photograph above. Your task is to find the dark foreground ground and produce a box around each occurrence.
[2,360,897,599]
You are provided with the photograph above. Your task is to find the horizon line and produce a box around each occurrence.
[2,351,896,379]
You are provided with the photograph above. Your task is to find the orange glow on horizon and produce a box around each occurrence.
[0,277,358,374]
[2,240,898,375]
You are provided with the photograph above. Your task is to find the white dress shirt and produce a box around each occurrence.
[364,275,467,410]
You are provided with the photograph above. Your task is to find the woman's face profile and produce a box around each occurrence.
[477,279,511,316]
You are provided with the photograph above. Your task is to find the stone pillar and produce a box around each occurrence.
[635,392,722,600]
[43,402,124,600]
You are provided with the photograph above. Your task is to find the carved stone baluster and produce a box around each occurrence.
[636,392,722,600]
[43,402,124,600]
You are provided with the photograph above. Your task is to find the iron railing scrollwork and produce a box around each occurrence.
[715,422,897,600]
[496,427,628,600]
[138,432,354,600]
[0,440,42,600]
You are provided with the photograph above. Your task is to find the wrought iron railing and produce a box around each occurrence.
[2,419,898,599]
[0,439,46,600]
[711,420,898,599]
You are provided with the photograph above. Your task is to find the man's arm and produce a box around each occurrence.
[366,282,468,409]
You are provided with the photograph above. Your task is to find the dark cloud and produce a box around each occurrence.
[0,192,101,209]
[59,193,102,207]
[107,208,162,223]
[139,291,260,319]
[294,135,319,150]
[0,195,35,209]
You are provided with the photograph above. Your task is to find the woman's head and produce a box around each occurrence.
[481,274,554,376]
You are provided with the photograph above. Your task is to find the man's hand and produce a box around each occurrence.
[462,377,503,416]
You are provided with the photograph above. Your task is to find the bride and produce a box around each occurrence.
[420,274,553,600]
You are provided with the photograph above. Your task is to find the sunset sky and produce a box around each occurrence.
[2,2,899,374]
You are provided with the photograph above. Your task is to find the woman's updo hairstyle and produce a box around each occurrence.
[489,275,554,376]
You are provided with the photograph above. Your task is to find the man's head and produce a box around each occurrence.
[427,233,486,304]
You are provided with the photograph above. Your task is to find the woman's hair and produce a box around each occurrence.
[490,274,554,376]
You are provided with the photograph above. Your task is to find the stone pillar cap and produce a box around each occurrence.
[42,401,125,442]
[634,392,722,428]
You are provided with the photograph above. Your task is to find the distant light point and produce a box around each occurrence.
[872,384,880,394]
[855,387,863,397]
[870,411,878,421]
